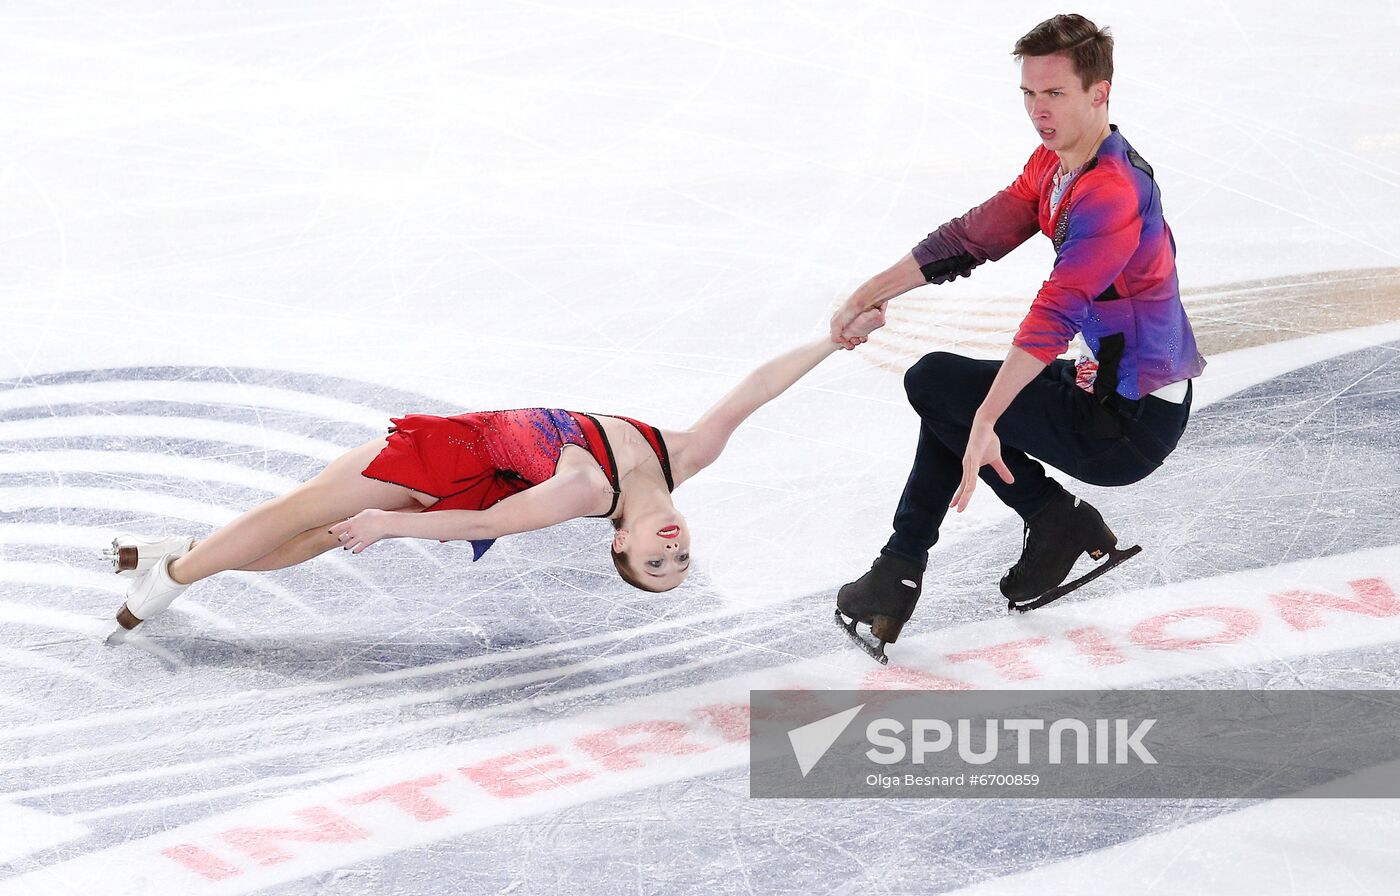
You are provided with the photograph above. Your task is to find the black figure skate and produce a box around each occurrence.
[1001,491,1141,612]
[835,553,924,665]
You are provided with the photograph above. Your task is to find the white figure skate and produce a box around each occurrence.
[102,535,195,577]
[114,553,190,632]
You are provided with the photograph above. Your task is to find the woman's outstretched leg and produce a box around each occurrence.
[230,504,424,572]
[168,437,426,585]
[116,439,429,632]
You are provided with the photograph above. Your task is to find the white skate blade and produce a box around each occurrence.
[104,627,130,646]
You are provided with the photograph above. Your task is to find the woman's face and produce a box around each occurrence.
[616,511,691,588]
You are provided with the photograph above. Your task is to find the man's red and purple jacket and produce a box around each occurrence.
[911,125,1206,400]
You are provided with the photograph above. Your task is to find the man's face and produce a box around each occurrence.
[1020,53,1108,157]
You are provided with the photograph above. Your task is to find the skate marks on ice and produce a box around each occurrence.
[0,365,751,871]
[5,544,1399,895]
[253,372,1400,896]
[284,328,1400,892]
[4,331,1400,892]
[1077,331,1400,604]
[942,762,1400,896]
[0,368,420,679]
[864,265,1400,367]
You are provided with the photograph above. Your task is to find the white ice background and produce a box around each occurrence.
[2,2,1399,894]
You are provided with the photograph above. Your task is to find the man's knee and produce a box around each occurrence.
[904,351,984,418]
[904,351,957,396]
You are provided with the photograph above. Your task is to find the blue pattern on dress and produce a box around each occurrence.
[466,408,586,562]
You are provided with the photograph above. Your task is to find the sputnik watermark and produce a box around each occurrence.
[787,704,864,777]
[750,690,1400,798]
[788,710,1157,793]
[865,717,1156,765]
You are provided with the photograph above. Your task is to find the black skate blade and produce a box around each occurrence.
[834,610,890,665]
[1009,544,1142,613]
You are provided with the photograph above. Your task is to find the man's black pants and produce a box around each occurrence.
[883,351,1192,569]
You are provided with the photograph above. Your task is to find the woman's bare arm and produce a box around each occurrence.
[672,307,885,483]
[331,472,603,551]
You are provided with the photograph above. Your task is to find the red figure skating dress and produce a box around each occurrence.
[360,408,673,559]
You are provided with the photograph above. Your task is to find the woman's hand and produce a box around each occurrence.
[829,298,868,349]
[844,303,887,342]
[329,509,397,554]
[829,255,923,349]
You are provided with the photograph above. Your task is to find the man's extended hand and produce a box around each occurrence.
[830,298,869,349]
[829,254,924,349]
[950,419,1015,512]
[831,300,886,349]
[844,304,886,343]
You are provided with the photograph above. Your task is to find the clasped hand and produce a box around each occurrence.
[830,302,887,349]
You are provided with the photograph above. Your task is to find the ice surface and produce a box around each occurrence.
[1,2,1398,894]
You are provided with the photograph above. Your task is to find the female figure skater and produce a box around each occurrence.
[109,308,886,632]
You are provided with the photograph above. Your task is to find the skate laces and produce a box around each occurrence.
[1005,521,1050,586]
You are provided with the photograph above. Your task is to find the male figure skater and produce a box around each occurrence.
[830,14,1205,663]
